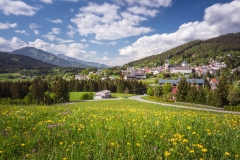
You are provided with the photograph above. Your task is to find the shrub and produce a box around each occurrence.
[79,92,94,100]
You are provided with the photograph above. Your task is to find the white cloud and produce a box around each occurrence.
[0,0,40,16]
[89,40,104,44]
[70,8,74,12]
[0,37,26,52]
[52,28,60,34]
[67,25,76,37]
[125,0,172,8]
[71,2,153,40]
[47,18,62,23]
[40,0,53,4]
[109,41,118,46]
[0,37,91,61]
[119,0,240,64]
[43,34,55,41]
[29,23,41,29]
[102,56,109,60]
[15,30,28,35]
[0,22,17,29]
[127,6,158,17]
[81,39,87,42]
[34,30,39,35]
[104,52,108,54]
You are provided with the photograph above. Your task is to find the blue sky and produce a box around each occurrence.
[0,0,240,66]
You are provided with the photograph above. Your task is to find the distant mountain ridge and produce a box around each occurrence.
[0,51,56,71]
[10,47,109,68]
[57,54,109,68]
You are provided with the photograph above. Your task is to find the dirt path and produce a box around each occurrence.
[130,95,240,115]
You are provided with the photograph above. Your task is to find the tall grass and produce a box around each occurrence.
[0,99,239,159]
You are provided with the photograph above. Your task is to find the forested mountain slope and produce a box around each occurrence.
[123,32,240,69]
[0,52,56,72]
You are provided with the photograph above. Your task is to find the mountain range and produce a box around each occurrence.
[10,47,109,68]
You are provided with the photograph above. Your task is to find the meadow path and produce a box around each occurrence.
[130,95,240,115]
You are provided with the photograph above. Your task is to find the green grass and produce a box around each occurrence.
[0,73,26,82]
[111,93,136,98]
[141,96,224,110]
[0,99,240,159]
[140,78,157,84]
[70,92,95,101]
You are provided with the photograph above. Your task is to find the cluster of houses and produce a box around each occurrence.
[122,60,228,80]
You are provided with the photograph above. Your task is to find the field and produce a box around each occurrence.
[70,92,96,101]
[0,99,240,159]
[0,73,22,82]
[70,92,136,101]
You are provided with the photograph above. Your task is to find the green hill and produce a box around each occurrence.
[0,52,56,72]
[123,32,240,69]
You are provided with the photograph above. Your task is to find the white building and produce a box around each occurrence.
[94,90,111,99]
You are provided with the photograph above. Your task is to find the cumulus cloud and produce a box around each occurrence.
[0,22,17,29]
[102,56,109,60]
[34,30,39,35]
[127,6,158,17]
[47,18,62,23]
[71,2,153,40]
[0,37,91,61]
[125,0,172,8]
[52,28,60,34]
[119,0,240,64]
[0,37,26,52]
[40,0,53,4]
[15,30,28,35]
[0,0,40,16]
[89,40,104,44]
[67,25,76,37]
[29,23,41,29]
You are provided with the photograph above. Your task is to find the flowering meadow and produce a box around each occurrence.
[0,99,240,159]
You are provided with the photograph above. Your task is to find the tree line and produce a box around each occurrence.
[0,78,146,105]
[147,75,240,108]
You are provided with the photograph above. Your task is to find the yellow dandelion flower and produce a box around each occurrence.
[0,151,3,154]
[62,158,67,160]
[225,152,230,156]
[187,126,191,130]
[110,142,115,146]
[127,142,130,146]
[21,143,25,147]
[192,132,196,135]
[235,155,239,158]
[183,139,188,143]
[60,142,63,145]
[25,154,30,157]
[202,148,207,153]
[79,141,84,144]
[136,143,140,147]
[164,151,170,157]
[189,150,195,153]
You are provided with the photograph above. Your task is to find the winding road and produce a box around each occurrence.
[130,95,240,115]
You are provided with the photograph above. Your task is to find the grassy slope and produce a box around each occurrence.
[0,99,239,159]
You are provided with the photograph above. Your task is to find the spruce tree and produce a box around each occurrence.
[214,75,229,107]
[176,77,188,102]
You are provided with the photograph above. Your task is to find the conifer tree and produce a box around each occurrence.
[176,77,188,101]
[31,77,47,104]
[53,77,69,103]
[186,81,198,102]
[214,75,229,107]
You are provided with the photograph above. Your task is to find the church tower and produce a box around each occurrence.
[165,59,169,70]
